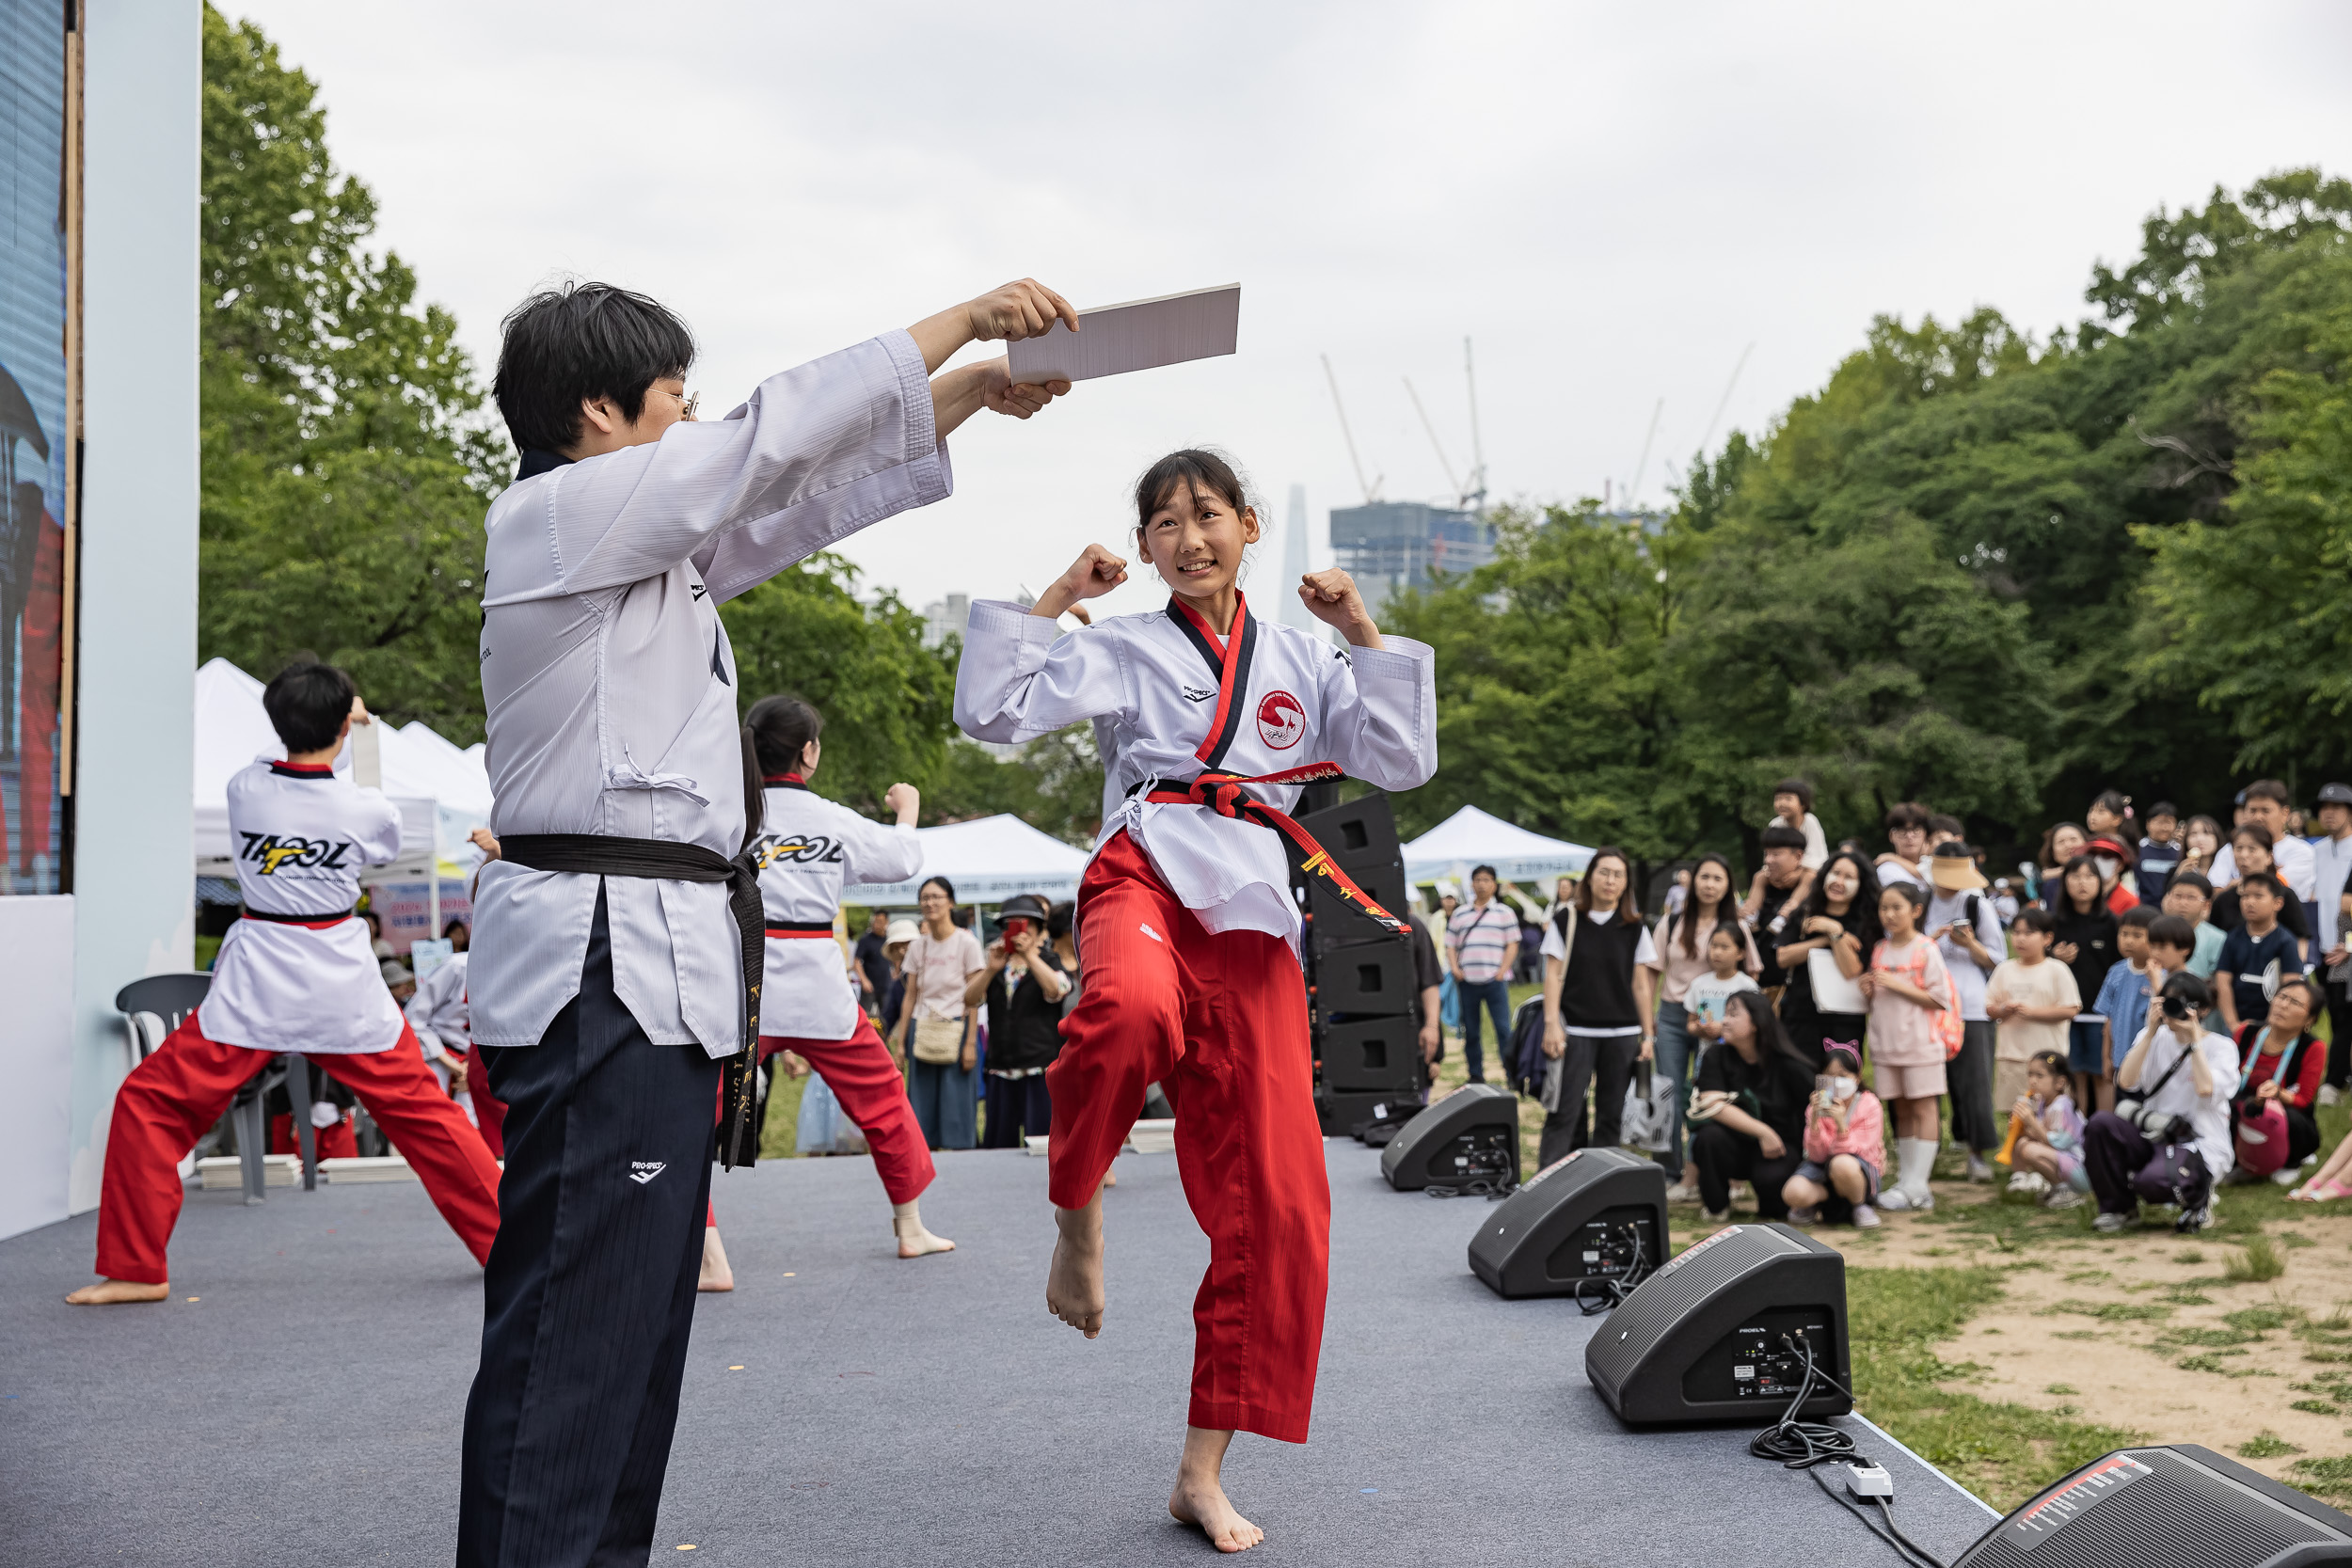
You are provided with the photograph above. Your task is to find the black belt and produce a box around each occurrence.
[764,918,833,938]
[500,833,765,1168]
[242,906,358,924]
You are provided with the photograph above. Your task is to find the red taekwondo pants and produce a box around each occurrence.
[95,1012,504,1285]
[1047,828,1329,1444]
[758,1014,935,1205]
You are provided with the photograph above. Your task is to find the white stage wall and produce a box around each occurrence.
[0,895,74,1238]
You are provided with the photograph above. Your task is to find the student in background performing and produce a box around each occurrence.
[956,449,1438,1553]
[68,665,501,1304]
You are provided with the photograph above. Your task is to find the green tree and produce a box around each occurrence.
[199,7,504,738]
[923,727,1105,847]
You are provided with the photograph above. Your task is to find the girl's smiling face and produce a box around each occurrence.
[1138,476,1259,602]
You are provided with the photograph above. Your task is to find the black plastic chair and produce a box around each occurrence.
[113,974,296,1206]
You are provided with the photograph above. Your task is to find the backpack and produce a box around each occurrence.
[1879,937,1965,1059]
[1510,996,1550,1099]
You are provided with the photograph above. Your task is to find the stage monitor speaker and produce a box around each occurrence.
[1379,1084,1519,1191]
[1583,1221,1849,1426]
[1314,1086,1419,1139]
[1319,1015,1423,1093]
[1312,935,1417,1016]
[1467,1146,1667,1299]
[1949,1444,2352,1567]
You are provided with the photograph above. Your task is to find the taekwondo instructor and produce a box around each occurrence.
[457,277,1075,1567]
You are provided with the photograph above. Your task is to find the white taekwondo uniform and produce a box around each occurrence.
[952,593,1438,948]
[199,759,406,1054]
[469,331,950,1055]
[405,952,471,1060]
[751,779,923,1041]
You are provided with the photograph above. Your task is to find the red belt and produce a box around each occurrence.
[242,907,358,931]
[765,920,834,940]
[1139,762,1407,937]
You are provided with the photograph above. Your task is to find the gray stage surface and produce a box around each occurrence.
[1,1140,1998,1565]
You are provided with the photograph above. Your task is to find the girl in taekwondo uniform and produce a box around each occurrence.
[740,691,953,1259]
[953,449,1438,1554]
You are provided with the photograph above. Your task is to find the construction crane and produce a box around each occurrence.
[1321,354,1380,503]
[1401,337,1492,513]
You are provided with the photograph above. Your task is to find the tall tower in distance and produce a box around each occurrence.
[1279,483,1316,631]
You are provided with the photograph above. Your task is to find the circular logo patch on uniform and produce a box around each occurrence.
[1257,689,1306,750]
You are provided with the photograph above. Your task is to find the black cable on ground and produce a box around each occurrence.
[1571,1223,1651,1315]
[1749,1337,1950,1568]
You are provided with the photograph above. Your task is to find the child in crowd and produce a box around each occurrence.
[1757,778,1825,914]
[2213,827,2312,955]
[2159,872,2229,978]
[2006,1050,2090,1209]
[1859,879,1953,1212]
[2090,907,2157,1115]
[2217,871,2308,1035]
[2137,801,2183,904]
[2086,789,2134,845]
[2179,815,2227,886]
[2051,855,2120,1109]
[2038,822,2088,906]
[1684,922,1761,1047]
[1986,908,2081,1135]
[1784,1042,1884,1228]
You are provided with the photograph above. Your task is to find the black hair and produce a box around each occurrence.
[1798,848,1882,948]
[361,910,382,932]
[494,281,696,455]
[2166,868,2214,898]
[1723,990,1810,1069]
[2246,778,2291,807]
[2027,1049,2071,1084]
[2119,903,2158,931]
[1471,864,1499,884]
[1572,847,1640,920]
[2147,800,2180,822]
[920,875,958,904]
[2146,912,2197,952]
[2037,821,2088,869]
[1047,900,1075,942]
[2276,974,2326,1021]
[443,916,469,938]
[1927,813,1964,840]
[1671,852,1741,958]
[2090,788,2133,823]
[1772,778,1814,815]
[1883,800,1931,832]
[1879,879,1930,915]
[1134,449,1254,551]
[262,661,357,754]
[2160,970,2213,1013]
[2058,853,2104,914]
[1759,822,1807,854]
[2240,869,2287,900]
[2012,906,2058,936]
[2232,821,2276,850]
[745,692,824,776]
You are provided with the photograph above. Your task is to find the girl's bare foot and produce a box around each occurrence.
[1169,1427,1262,1553]
[65,1278,169,1305]
[697,1227,735,1292]
[893,1199,955,1258]
[1046,1187,1105,1337]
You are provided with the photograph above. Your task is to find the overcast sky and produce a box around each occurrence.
[230,1,2349,623]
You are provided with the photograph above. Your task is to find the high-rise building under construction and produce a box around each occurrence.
[1327,500,1494,611]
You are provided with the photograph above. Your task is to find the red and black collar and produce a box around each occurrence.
[1167,594,1256,771]
[762,772,809,791]
[268,761,335,780]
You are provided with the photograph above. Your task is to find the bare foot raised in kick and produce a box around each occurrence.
[893,1199,955,1259]
[1046,1185,1105,1338]
[697,1227,734,1292]
[1169,1426,1263,1553]
[66,1278,170,1305]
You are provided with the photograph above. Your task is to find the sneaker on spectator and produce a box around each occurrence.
[2092,1211,2132,1233]
[1704,1207,1732,1224]
[1787,1205,1821,1227]
[2009,1170,2049,1196]
[2323,1084,2344,1108]
[1906,1186,1935,1212]
[1665,1180,1701,1204]
[2274,1166,2308,1186]
[1851,1203,1882,1228]
[1877,1187,1912,1212]
[2043,1188,2086,1211]
[2175,1202,2211,1234]
[1965,1154,1994,1183]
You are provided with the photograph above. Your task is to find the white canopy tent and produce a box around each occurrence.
[1402,804,1595,887]
[846,814,1092,906]
[193,659,496,928]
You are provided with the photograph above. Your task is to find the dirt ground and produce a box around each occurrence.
[1798,1180,2352,1492]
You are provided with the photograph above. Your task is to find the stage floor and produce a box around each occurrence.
[2,1140,1999,1565]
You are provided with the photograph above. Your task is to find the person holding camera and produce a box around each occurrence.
[2082,971,2238,1233]
[974,892,1073,1148]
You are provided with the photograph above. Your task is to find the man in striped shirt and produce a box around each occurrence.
[1447,865,1521,1084]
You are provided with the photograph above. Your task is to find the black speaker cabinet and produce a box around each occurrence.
[1379,1084,1519,1191]
[1303,858,1412,942]
[1293,793,1406,874]
[1950,1444,2352,1567]
[1468,1146,1667,1299]
[1314,1086,1419,1139]
[1312,935,1416,1016]
[1584,1221,1849,1426]
[1319,1015,1422,1093]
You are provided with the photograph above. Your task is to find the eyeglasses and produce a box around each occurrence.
[651,386,700,421]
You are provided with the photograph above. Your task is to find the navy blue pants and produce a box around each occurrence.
[1457,977,1512,1084]
[983,1071,1053,1148]
[458,892,721,1568]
